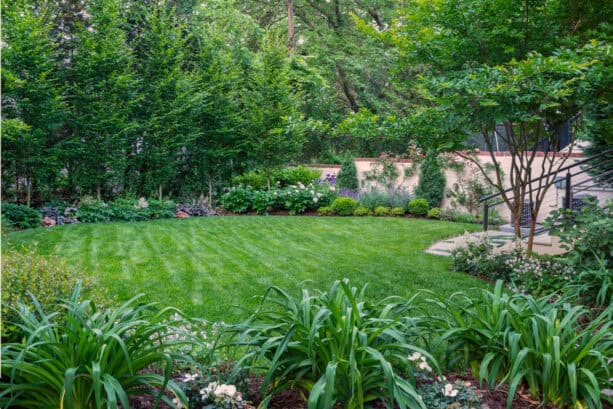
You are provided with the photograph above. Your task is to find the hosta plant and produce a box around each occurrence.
[0,284,206,409]
[231,279,436,409]
[428,281,613,409]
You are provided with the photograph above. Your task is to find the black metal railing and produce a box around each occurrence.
[480,148,613,232]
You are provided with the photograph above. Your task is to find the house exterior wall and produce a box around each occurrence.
[308,153,612,224]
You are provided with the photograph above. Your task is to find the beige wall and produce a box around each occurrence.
[310,154,612,224]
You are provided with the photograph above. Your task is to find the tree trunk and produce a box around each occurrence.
[513,207,522,239]
[526,216,537,253]
[208,174,213,206]
[158,184,163,201]
[287,0,294,54]
[26,179,32,208]
[97,185,102,201]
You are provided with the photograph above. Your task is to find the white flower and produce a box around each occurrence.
[214,383,237,397]
[408,352,422,361]
[417,360,432,372]
[183,373,198,382]
[172,397,183,408]
[330,186,336,192]
[443,383,458,397]
[313,197,318,203]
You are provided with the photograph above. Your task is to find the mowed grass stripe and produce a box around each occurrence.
[6,216,485,323]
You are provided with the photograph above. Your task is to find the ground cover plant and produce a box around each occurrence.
[427,281,613,409]
[230,279,436,409]
[0,285,204,408]
[5,217,485,323]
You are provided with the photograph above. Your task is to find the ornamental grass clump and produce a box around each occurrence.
[428,281,613,409]
[230,279,437,409]
[0,284,204,409]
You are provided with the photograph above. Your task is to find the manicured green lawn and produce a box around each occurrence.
[6,216,486,323]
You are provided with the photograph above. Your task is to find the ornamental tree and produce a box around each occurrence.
[431,43,610,250]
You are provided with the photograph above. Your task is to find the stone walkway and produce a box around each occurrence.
[426,231,515,256]
[426,230,565,256]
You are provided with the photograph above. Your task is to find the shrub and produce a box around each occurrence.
[430,281,613,409]
[317,206,333,216]
[273,166,322,187]
[1,202,41,229]
[415,153,445,208]
[252,190,273,215]
[279,183,335,215]
[108,197,142,221]
[358,189,412,210]
[1,248,109,342]
[569,258,612,306]
[353,206,371,216]
[427,207,441,219]
[142,199,176,220]
[408,198,429,216]
[545,198,612,270]
[0,286,201,409]
[336,158,358,190]
[231,279,436,408]
[76,200,113,223]
[451,236,579,296]
[374,206,391,216]
[330,197,357,216]
[232,171,268,190]
[439,208,477,223]
[221,186,254,213]
[391,207,405,217]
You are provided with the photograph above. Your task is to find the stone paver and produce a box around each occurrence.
[426,230,566,256]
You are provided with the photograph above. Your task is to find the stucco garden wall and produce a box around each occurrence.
[308,153,612,224]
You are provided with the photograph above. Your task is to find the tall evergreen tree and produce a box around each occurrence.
[66,0,136,199]
[1,0,65,206]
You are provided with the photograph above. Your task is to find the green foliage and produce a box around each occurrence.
[221,186,254,214]
[353,206,371,217]
[336,158,359,190]
[439,209,477,224]
[252,191,273,215]
[391,207,405,217]
[317,206,333,216]
[330,197,357,216]
[1,203,41,229]
[232,167,322,190]
[273,166,322,187]
[374,206,392,217]
[415,154,445,208]
[232,172,269,190]
[1,248,109,342]
[451,237,578,297]
[545,198,612,270]
[358,189,412,211]
[231,280,434,409]
[427,208,441,219]
[76,201,114,223]
[430,282,613,409]
[141,199,176,220]
[408,199,429,217]
[0,285,199,409]
[278,183,334,215]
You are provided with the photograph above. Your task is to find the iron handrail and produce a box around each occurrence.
[479,148,613,203]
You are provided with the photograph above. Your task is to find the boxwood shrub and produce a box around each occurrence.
[408,198,429,216]
[330,197,357,216]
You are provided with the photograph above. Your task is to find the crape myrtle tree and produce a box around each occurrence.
[375,0,612,251]
[1,1,66,206]
[435,44,610,250]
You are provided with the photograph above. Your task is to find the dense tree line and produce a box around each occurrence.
[2,0,610,206]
